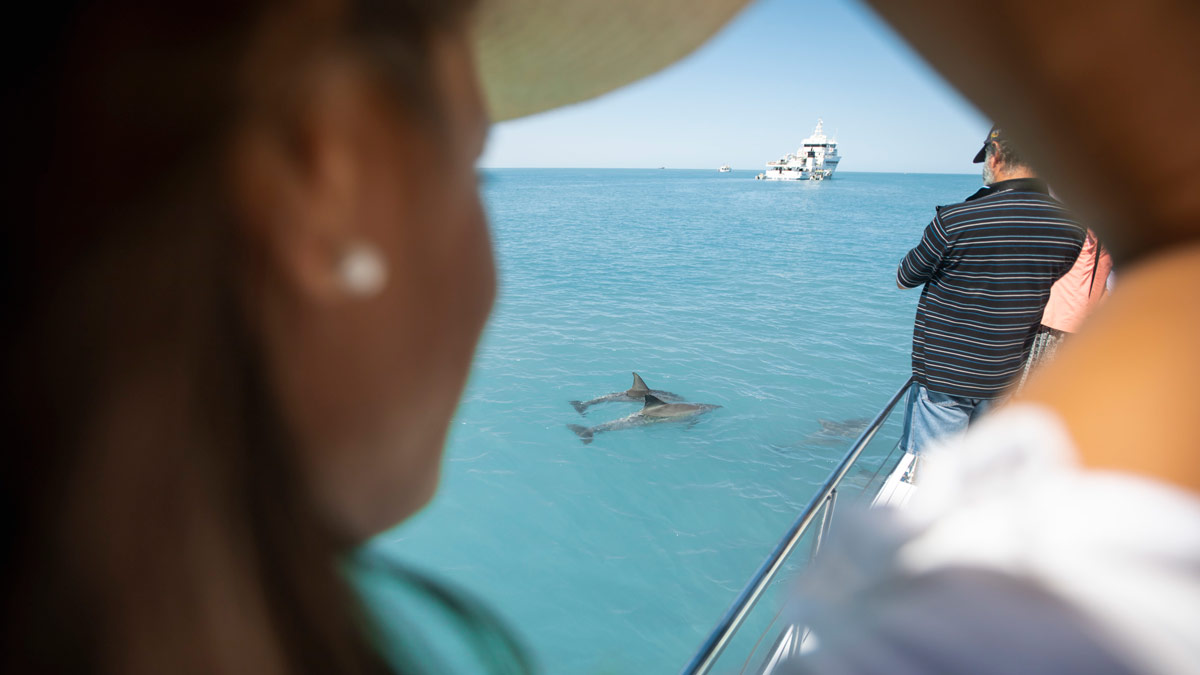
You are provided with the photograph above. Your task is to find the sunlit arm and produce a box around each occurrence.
[897,216,950,289]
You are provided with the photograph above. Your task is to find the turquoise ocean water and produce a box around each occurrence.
[369,170,981,673]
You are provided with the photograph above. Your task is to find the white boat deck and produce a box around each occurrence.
[870,451,919,509]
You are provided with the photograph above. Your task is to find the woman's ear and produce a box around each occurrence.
[230,61,379,304]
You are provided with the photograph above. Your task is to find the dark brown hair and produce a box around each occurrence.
[1,1,477,672]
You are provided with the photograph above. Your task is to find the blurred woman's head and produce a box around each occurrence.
[3,0,489,671]
[232,4,495,541]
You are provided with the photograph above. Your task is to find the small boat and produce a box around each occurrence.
[719,164,732,173]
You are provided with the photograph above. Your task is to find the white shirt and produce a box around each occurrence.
[785,404,1200,675]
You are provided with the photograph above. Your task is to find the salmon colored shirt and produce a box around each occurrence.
[1040,230,1113,333]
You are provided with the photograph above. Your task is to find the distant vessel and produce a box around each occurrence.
[755,119,840,181]
[719,164,732,173]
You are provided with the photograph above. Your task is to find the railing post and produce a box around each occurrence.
[808,489,837,560]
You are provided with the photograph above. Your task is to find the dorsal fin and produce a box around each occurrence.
[642,394,665,409]
[630,372,649,393]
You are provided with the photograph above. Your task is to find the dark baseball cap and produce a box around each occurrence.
[972,125,1005,163]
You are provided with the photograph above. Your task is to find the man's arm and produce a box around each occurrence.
[897,216,950,289]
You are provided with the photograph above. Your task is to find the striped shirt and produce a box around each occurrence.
[897,178,1085,398]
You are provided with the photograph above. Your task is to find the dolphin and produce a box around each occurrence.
[791,417,875,451]
[816,417,873,437]
[567,394,720,444]
[569,372,684,415]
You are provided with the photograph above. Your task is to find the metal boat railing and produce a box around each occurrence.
[681,376,915,675]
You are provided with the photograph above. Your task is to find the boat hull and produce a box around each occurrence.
[755,168,836,181]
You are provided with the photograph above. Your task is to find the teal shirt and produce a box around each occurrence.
[344,546,534,674]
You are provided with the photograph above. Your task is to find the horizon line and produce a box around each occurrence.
[478,167,980,176]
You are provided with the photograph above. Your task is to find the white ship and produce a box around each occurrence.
[719,164,732,173]
[755,119,840,181]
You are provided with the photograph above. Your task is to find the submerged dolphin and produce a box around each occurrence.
[793,417,875,450]
[569,372,684,415]
[816,417,873,437]
[567,394,720,444]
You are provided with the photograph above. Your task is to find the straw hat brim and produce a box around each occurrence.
[472,0,753,122]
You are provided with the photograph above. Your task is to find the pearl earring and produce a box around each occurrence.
[338,241,388,297]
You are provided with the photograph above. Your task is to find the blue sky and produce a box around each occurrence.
[479,0,989,174]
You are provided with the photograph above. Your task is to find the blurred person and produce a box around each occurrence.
[895,127,1084,454]
[1017,228,1114,387]
[0,0,748,673]
[780,1,1200,673]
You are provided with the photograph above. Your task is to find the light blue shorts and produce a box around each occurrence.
[899,382,997,455]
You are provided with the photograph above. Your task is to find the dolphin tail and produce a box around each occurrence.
[569,400,588,415]
[567,424,594,445]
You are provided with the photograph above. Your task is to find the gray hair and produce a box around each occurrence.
[985,138,1028,169]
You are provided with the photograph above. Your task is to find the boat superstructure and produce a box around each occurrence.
[756,119,841,181]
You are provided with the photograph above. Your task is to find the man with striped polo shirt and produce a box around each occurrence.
[896,126,1085,454]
